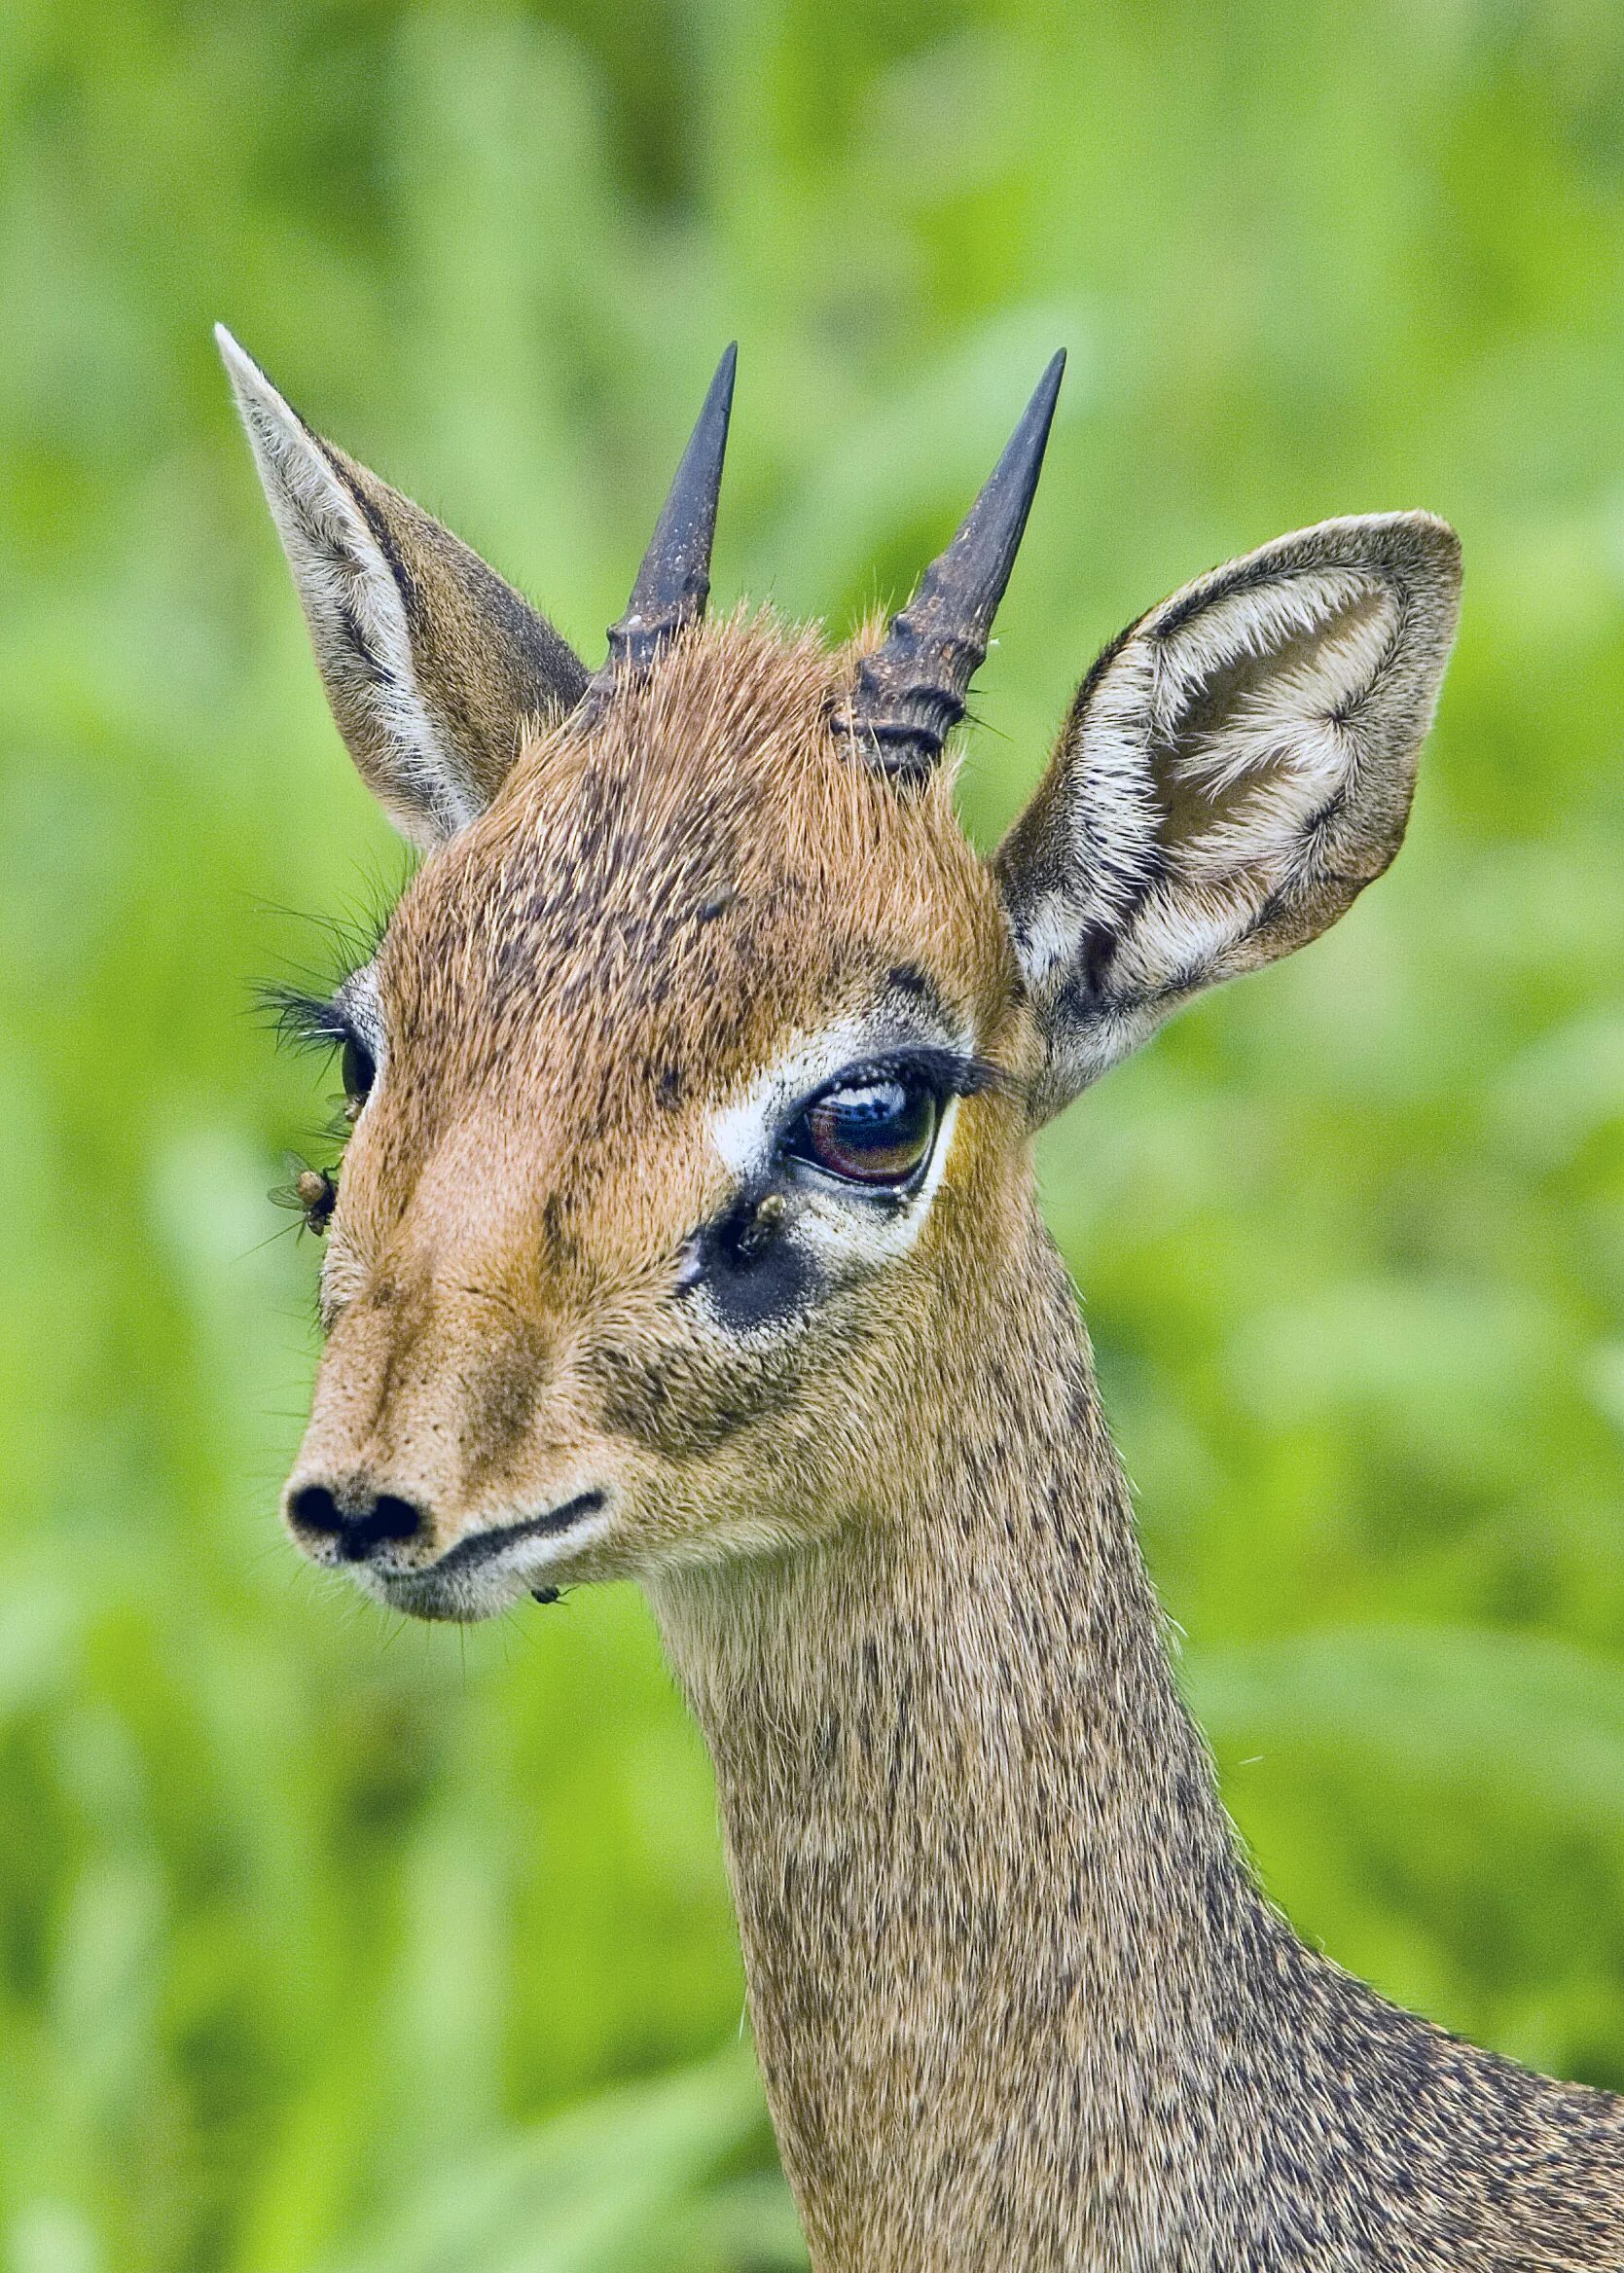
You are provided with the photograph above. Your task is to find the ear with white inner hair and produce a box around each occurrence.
[217,326,589,848]
[994,513,1462,1123]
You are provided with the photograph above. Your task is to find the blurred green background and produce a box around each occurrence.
[4,1,1624,2265]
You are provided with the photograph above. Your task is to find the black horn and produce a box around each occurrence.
[603,344,738,677]
[832,350,1065,782]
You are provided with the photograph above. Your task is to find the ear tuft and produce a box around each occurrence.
[217,326,587,848]
[996,513,1462,1120]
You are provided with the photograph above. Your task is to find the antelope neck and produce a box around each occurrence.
[648,1217,1624,2270]
[647,1220,1274,2268]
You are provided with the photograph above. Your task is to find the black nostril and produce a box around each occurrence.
[287,1481,427,1562]
[288,1482,343,1536]
[367,1495,422,1546]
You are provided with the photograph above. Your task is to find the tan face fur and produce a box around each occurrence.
[288,617,1037,1616]
[221,333,1462,1624]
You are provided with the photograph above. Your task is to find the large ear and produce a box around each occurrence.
[994,513,1462,1122]
[217,326,589,848]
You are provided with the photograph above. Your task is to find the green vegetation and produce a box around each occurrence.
[4,2,1624,2263]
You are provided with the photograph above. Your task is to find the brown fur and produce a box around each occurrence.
[298,616,1028,1583]
[228,359,1624,2268]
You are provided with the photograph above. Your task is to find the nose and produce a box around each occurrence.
[286,1478,427,1563]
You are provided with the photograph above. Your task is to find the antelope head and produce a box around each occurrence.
[224,332,1461,1622]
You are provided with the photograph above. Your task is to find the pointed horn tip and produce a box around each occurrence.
[829,348,1069,785]
[603,345,740,676]
[1019,347,1067,438]
[662,344,738,493]
[701,342,739,423]
[995,349,1066,457]
[956,348,1067,544]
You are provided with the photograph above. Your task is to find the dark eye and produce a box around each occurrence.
[785,1074,941,1189]
[341,1033,376,1119]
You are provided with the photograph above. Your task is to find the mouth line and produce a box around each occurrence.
[418,1490,608,1579]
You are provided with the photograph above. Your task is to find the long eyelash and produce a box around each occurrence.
[258,864,410,973]
[812,1048,1006,1103]
[250,860,410,1054]
[258,982,352,1055]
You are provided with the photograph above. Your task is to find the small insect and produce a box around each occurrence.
[270,1157,338,1237]
[530,1586,561,1606]
[734,1190,786,1260]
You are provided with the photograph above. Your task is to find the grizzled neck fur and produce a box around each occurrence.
[650,1209,1624,2273]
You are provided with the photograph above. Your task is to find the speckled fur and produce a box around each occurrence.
[231,372,1624,2268]
[653,1217,1624,2269]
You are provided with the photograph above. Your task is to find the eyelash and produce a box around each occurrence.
[260,985,375,1232]
[783,1050,1000,1136]
[263,983,353,1055]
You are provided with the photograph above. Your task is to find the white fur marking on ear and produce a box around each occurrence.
[999,514,1462,1121]
[1154,575,1396,864]
[216,326,480,842]
[1148,569,1378,744]
[1061,644,1167,928]
[1012,892,1083,985]
[1148,574,1399,904]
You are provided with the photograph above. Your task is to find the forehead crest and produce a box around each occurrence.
[379,614,1007,1118]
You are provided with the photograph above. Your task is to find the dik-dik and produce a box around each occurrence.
[221,327,1624,2270]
